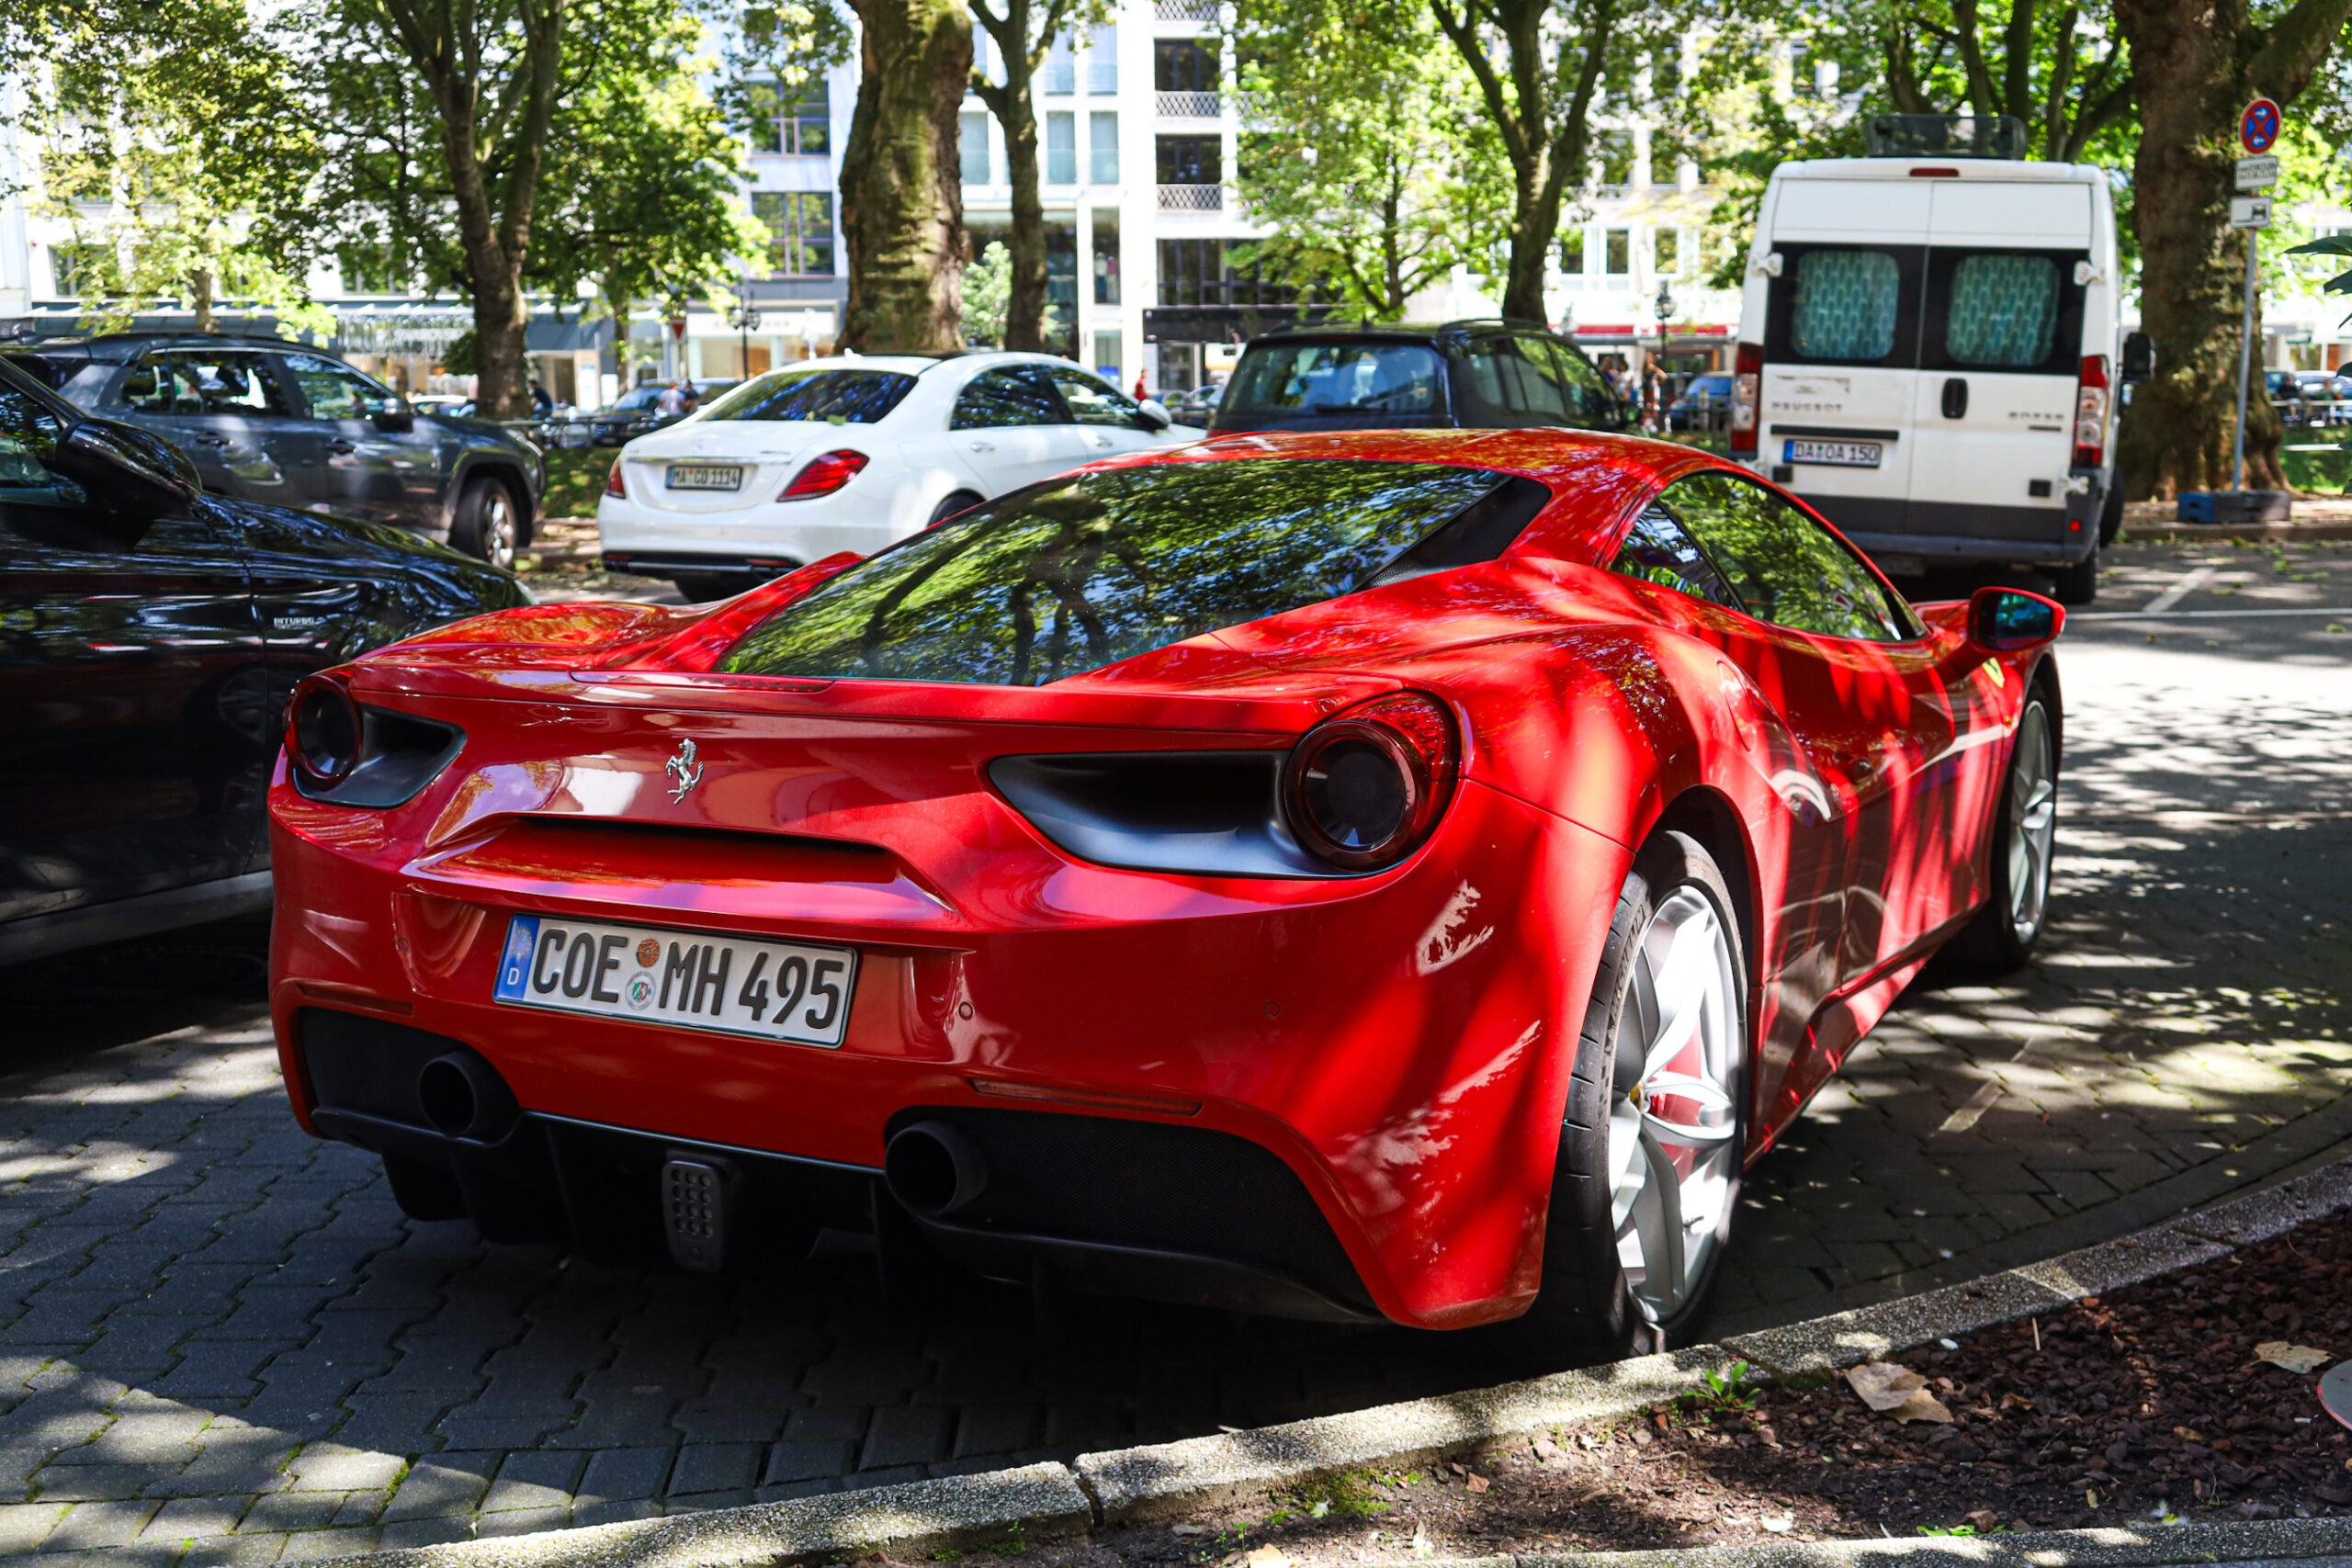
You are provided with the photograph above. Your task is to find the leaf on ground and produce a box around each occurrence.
[1847,1362,1954,1423]
[1466,1472,1490,1495]
[2255,1340,2333,1374]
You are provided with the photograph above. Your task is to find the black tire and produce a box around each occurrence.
[450,475,522,571]
[1518,830,1749,1354]
[2097,479,2124,546]
[2052,540,2098,605]
[928,490,984,525]
[1950,685,2060,976]
[384,1153,466,1222]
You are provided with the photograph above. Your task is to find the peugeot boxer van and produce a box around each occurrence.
[1728,118,2145,604]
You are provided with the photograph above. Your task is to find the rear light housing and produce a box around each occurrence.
[2073,355,2110,469]
[1282,692,1458,872]
[1729,342,1762,458]
[605,457,625,498]
[780,448,870,501]
[284,675,466,808]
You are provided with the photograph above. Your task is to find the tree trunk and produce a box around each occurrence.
[2114,0,2352,495]
[190,268,214,333]
[842,0,970,354]
[1500,158,1555,323]
[1001,95,1047,351]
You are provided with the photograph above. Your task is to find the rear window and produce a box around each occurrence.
[719,458,1512,686]
[1792,250,1901,360]
[1941,254,2058,367]
[701,368,917,424]
[1217,342,1446,426]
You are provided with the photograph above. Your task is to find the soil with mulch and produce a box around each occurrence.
[944,1213,2352,1565]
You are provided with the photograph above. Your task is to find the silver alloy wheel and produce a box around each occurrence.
[2007,702,2057,942]
[1608,885,1742,1324]
[479,488,517,571]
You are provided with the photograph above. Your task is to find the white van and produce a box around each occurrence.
[1727,130,2145,604]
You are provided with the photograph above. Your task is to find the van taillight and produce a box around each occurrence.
[1730,343,1763,457]
[2073,355,2110,469]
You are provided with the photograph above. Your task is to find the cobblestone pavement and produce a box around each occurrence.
[2,540,2347,1563]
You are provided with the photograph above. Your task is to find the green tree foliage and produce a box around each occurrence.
[3,0,327,334]
[1229,0,1494,319]
[962,240,1013,344]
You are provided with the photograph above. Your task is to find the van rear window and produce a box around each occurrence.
[1792,251,1902,360]
[1938,254,2065,369]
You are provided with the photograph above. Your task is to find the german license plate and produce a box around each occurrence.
[1784,438,1883,468]
[492,915,858,1047]
[666,464,744,491]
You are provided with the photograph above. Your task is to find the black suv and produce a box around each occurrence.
[3,333,546,570]
[1209,320,1630,435]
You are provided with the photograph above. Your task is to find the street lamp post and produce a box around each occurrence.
[729,291,763,379]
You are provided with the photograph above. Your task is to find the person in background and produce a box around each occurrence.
[529,380,555,417]
[1641,360,1666,434]
[655,380,687,419]
[1133,373,1148,400]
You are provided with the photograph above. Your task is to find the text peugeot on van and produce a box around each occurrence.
[1727,115,2149,604]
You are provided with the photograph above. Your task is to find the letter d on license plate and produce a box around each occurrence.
[493,914,859,1048]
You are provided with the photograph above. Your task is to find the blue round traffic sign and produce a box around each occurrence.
[2241,97,2282,154]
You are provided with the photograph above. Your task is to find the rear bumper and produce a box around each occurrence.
[1800,491,2100,567]
[267,751,1627,1330]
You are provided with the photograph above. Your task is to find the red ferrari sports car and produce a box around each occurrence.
[267,429,2063,1347]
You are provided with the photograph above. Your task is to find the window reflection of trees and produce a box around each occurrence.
[719,460,1506,686]
[1660,474,1912,643]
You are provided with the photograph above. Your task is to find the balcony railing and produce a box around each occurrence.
[1154,0,1217,19]
[1155,90,1222,118]
[1157,182,1224,211]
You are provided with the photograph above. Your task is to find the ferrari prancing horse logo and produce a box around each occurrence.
[664,738,704,802]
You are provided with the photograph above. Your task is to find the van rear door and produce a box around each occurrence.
[1756,179,1928,541]
[1905,180,2090,553]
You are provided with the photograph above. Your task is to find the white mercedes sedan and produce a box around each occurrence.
[596,351,1202,599]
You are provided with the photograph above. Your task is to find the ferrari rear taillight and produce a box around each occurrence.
[780,449,870,501]
[287,675,361,789]
[1729,342,1762,458]
[2073,355,2110,469]
[1282,692,1458,872]
[605,457,625,498]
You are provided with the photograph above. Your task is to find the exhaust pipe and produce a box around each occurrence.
[417,1050,520,1141]
[884,1121,989,1219]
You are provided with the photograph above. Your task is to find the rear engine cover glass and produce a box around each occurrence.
[719,458,1510,686]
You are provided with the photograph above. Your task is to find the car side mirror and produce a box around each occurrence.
[2120,332,2153,387]
[50,418,202,527]
[1136,398,1173,432]
[369,397,416,433]
[1967,585,2064,654]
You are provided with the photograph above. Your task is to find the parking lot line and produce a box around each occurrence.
[2139,566,2217,613]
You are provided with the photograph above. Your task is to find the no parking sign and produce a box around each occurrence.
[2240,96,2282,154]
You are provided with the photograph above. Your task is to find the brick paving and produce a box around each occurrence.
[1,538,2347,1563]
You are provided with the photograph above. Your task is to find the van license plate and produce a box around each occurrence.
[666,465,744,491]
[1784,439,1882,468]
[492,914,858,1047]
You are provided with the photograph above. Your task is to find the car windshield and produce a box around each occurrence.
[719,458,1512,687]
[699,367,918,424]
[607,388,664,412]
[1220,342,1446,423]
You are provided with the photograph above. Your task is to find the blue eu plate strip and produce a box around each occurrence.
[495,916,540,1000]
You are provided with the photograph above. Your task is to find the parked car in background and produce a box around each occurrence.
[1209,321,1629,435]
[1167,382,1224,422]
[1668,373,1736,433]
[598,352,1203,600]
[0,355,526,965]
[2290,369,2352,425]
[1,333,545,570]
[584,378,740,446]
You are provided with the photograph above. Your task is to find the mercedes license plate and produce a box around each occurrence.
[1783,438,1883,468]
[666,464,744,491]
[492,914,858,1047]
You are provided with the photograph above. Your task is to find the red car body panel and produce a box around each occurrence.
[267,429,2056,1330]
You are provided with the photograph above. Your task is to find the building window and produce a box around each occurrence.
[1596,129,1634,186]
[49,243,103,299]
[1155,238,1299,307]
[961,112,991,184]
[1090,111,1120,183]
[1047,112,1077,185]
[1155,134,1220,186]
[747,79,831,156]
[1605,229,1630,275]
[1154,39,1218,92]
[1558,228,1586,275]
[1042,32,1076,95]
[1093,330,1124,380]
[753,191,837,276]
[1087,24,1118,93]
[1094,210,1121,304]
[1657,227,1680,276]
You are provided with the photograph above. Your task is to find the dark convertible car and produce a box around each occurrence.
[4,333,546,570]
[0,356,526,964]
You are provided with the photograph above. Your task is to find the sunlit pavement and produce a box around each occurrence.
[1,539,2346,1562]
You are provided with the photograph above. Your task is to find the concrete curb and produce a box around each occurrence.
[319,1153,2352,1566]
[2120,520,2352,543]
